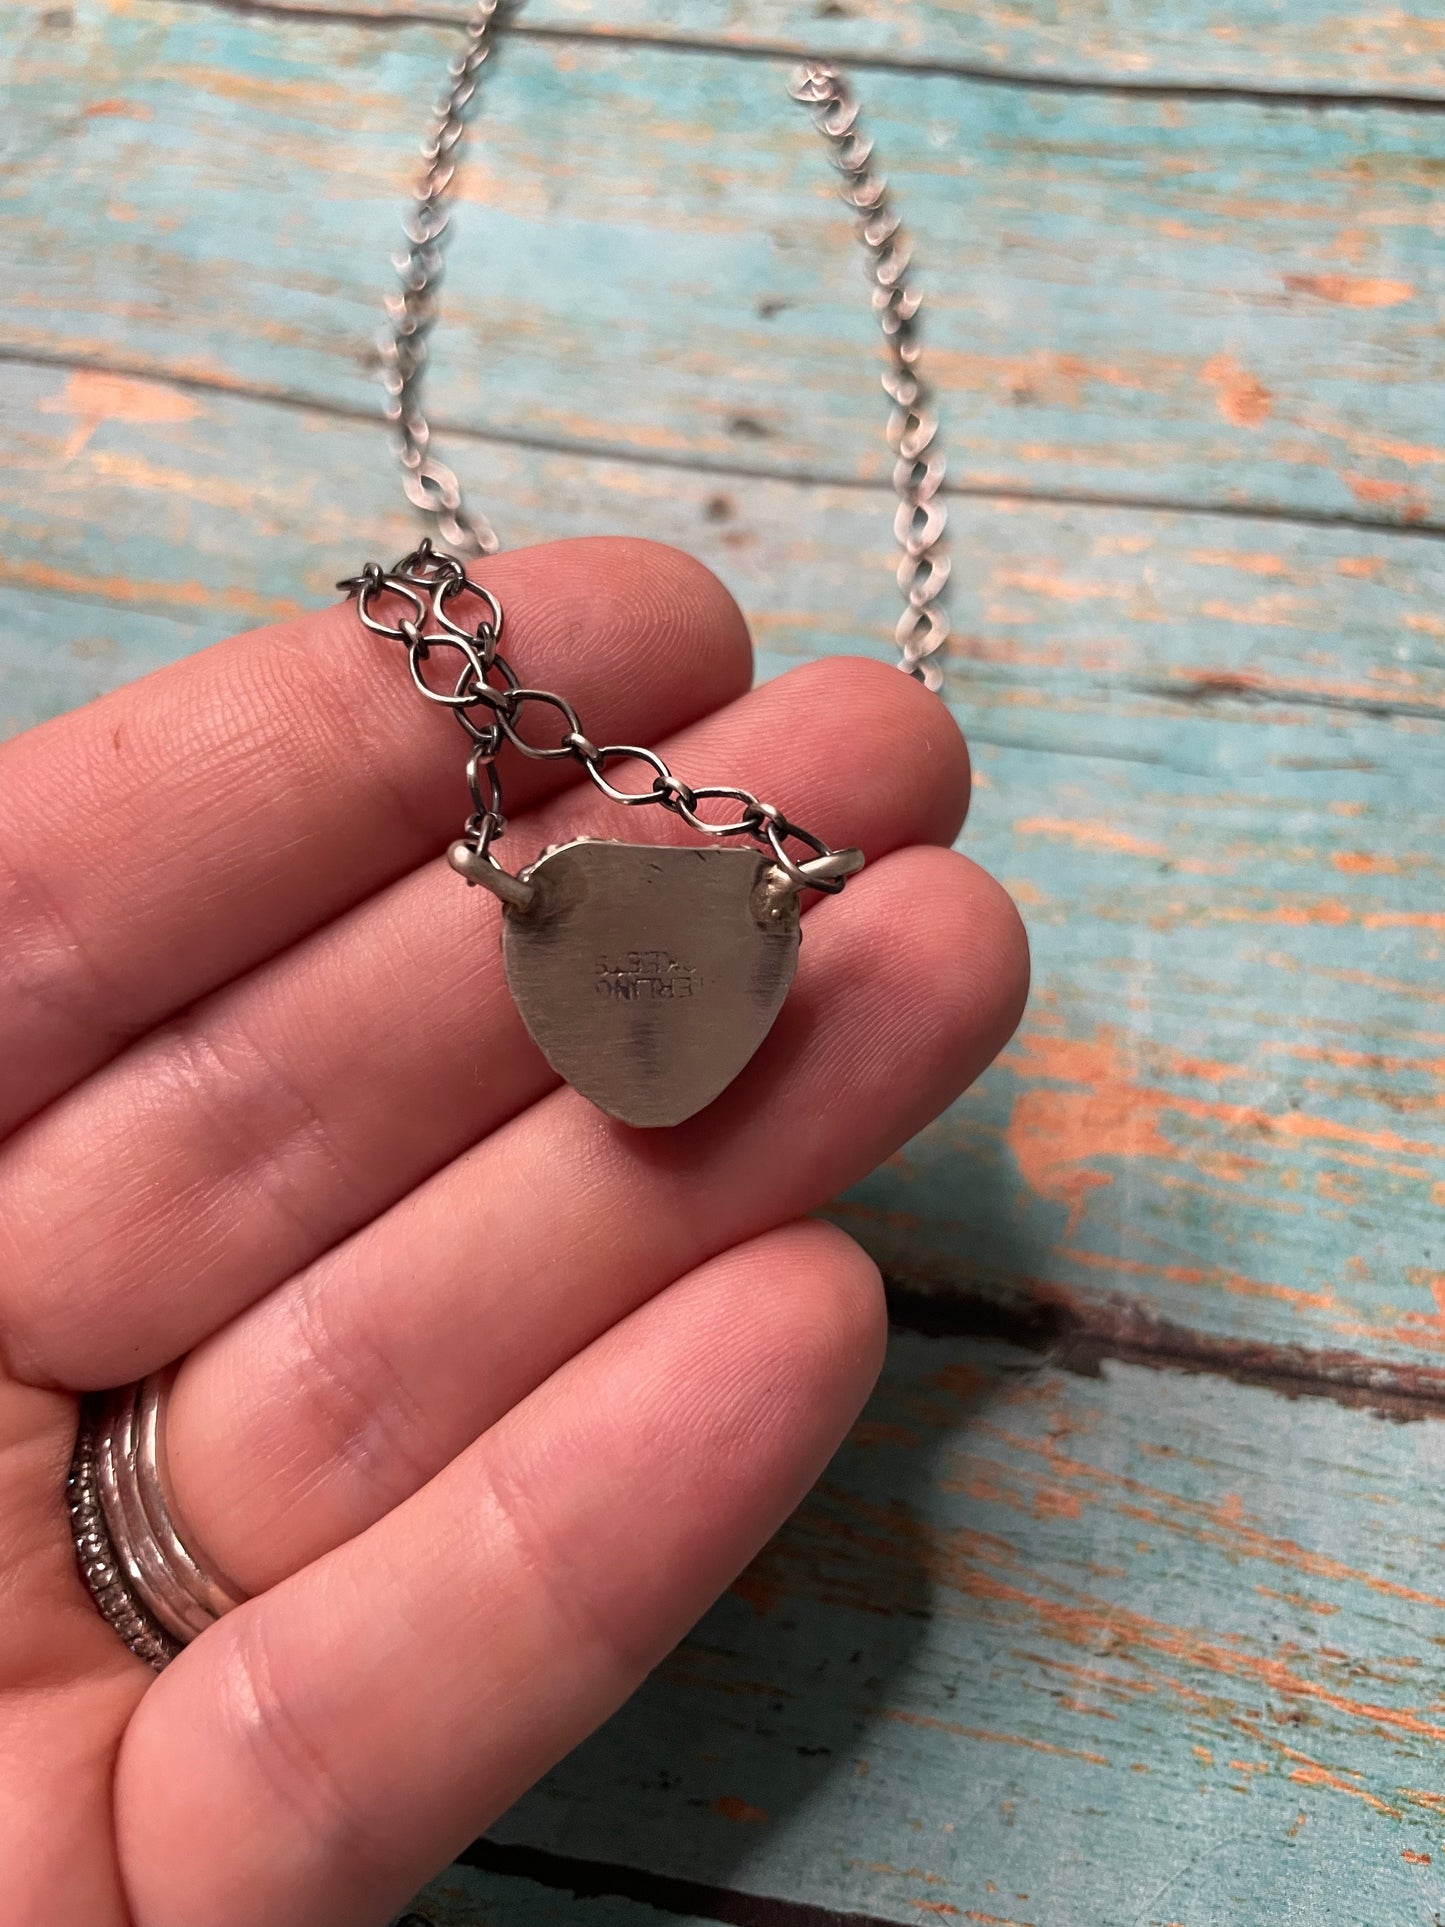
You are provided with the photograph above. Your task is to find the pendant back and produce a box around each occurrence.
[502,840,801,1127]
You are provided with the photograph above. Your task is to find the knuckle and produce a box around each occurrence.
[481,1452,653,1675]
[0,823,134,1109]
[164,1003,366,1253]
[283,1272,440,1517]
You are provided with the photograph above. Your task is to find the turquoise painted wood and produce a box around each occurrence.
[4,359,1441,1371]
[407,1334,1445,1927]
[4,0,1445,1917]
[6,0,1445,526]
[133,0,1445,97]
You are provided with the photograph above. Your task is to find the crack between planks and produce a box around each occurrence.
[883,1277,1445,1424]
[172,0,1445,114]
[7,345,1445,553]
[439,1837,902,1927]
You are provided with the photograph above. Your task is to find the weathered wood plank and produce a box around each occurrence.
[232,0,1445,100]
[396,1864,713,1927]
[4,361,1441,1371]
[8,7,1442,1922]
[6,0,1445,525]
[441,1335,1445,1925]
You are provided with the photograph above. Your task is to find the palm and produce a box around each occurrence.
[0,539,1026,1927]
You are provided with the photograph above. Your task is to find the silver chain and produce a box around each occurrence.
[339,542,862,894]
[377,6,950,690]
[788,64,950,691]
[379,0,503,559]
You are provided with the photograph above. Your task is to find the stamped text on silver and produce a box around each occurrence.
[502,841,799,1127]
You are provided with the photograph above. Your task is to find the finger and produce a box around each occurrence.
[165,843,1026,1593]
[116,1220,886,1927]
[0,539,750,1134]
[0,658,970,1387]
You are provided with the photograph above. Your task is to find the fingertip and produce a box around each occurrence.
[728,1217,888,1417]
[885,842,1031,1063]
[497,536,754,715]
[770,653,972,852]
[798,843,1028,1134]
[941,847,1031,1051]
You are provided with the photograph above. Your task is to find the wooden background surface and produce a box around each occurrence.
[3,0,1444,1918]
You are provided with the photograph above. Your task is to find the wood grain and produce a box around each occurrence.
[399,1334,1445,1926]
[5,2,1444,1915]
[5,359,1441,1371]
[213,0,1445,100]
[6,0,1445,525]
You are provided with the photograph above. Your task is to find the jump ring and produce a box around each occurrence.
[651,774,698,815]
[764,817,846,893]
[671,784,770,838]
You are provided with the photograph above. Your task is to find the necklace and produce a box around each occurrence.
[341,7,951,1128]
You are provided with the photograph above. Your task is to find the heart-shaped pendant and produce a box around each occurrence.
[500,839,802,1127]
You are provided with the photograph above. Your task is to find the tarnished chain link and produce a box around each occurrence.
[789,63,950,693]
[376,9,950,687]
[339,541,856,894]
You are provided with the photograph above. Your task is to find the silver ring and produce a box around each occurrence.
[68,1367,248,1670]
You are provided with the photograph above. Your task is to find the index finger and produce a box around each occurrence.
[0,538,751,1134]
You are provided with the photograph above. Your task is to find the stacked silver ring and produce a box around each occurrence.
[67,1367,247,1670]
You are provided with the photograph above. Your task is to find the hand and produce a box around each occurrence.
[0,540,1027,1927]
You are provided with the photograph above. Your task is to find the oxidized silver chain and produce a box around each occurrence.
[377,2,950,691]
[339,542,863,899]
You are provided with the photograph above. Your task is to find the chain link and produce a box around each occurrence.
[339,541,857,893]
[379,0,502,559]
[376,8,950,687]
[788,64,950,692]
